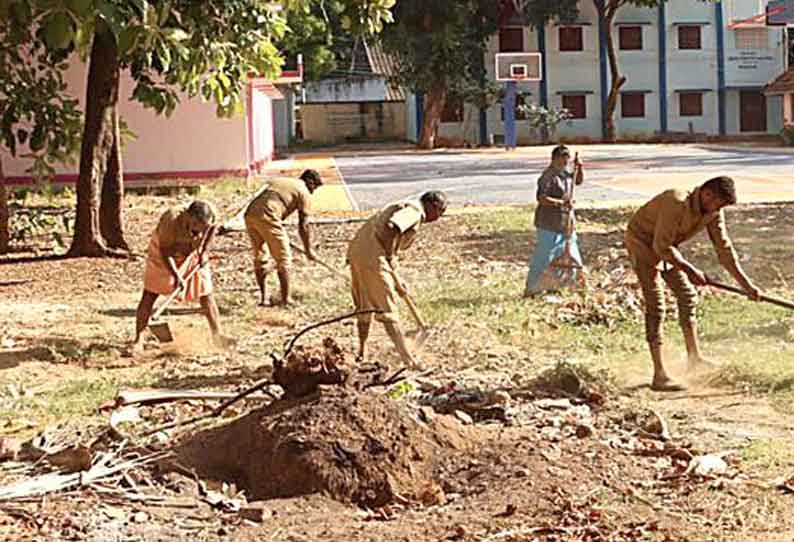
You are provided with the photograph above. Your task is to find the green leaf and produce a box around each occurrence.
[217,72,231,90]
[131,0,148,18]
[118,26,140,56]
[158,1,171,25]
[67,0,93,18]
[156,39,171,71]
[163,28,189,42]
[96,2,121,34]
[30,127,45,152]
[146,4,158,27]
[0,0,12,20]
[43,12,75,50]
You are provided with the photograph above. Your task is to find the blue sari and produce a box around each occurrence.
[524,228,583,295]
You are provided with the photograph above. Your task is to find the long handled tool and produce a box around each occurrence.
[707,279,794,310]
[548,153,585,288]
[401,291,432,348]
[149,263,204,343]
[289,242,350,284]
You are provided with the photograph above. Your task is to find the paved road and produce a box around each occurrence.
[335,144,794,210]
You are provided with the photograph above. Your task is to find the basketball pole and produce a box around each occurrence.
[504,80,517,150]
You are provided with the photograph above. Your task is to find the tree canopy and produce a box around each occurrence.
[382,0,502,149]
[0,0,395,256]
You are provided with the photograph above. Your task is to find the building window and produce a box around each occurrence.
[679,92,703,117]
[441,99,463,123]
[619,26,643,50]
[735,28,768,50]
[559,27,584,52]
[621,93,645,118]
[499,27,524,53]
[678,25,701,50]
[562,95,587,119]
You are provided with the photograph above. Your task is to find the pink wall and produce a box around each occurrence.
[3,59,249,182]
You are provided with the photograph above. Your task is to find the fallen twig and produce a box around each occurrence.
[115,389,272,408]
[364,367,407,390]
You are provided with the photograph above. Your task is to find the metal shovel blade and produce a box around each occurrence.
[149,320,174,343]
[412,327,432,349]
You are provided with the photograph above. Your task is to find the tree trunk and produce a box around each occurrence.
[0,158,9,255]
[67,25,120,257]
[418,86,446,150]
[602,9,626,143]
[99,108,129,251]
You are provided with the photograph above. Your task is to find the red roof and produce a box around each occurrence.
[251,81,284,100]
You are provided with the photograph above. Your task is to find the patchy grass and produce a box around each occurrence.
[0,377,118,430]
[4,194,794,446]
[199,175,251,201]
[741,438,794,474]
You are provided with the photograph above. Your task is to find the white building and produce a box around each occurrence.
[411,0,788,144]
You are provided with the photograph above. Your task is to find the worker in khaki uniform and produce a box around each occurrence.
[244,169,323,306]
[130,200,226,355]
[625,176,761,391]
[347,191,448,368]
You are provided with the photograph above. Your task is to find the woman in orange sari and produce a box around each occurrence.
[129,200,226,355]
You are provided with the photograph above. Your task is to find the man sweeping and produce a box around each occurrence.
[244,169,323,306]
[347,191,448,368]
[130,200,225,355]
[625,176,761,391]
[524,145,584,296]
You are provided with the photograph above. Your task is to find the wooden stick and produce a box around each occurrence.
[289,242,350,283]
[707,279,794,311]
[115,389,272,407]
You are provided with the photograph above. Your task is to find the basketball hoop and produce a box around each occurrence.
[495,52,542,82]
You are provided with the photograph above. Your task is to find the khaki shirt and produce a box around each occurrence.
[348,200,425,264]
[626,187,738,268]
[155,205,201,258]
[248,177,312,221]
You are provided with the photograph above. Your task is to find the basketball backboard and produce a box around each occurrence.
[495,52,542,82]
[767,0,794,26]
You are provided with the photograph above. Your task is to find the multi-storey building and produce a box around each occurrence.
[408,0,789,144]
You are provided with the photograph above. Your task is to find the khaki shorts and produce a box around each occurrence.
[244,212,291,271]
[350,256,399,323]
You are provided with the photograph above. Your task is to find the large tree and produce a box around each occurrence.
[278,0,364,82]
[525,0,699,142]
[0,0,394,257]
[0,11,82,254]
[383,0,502,149]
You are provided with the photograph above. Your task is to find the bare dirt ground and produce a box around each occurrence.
[2,189,794,541]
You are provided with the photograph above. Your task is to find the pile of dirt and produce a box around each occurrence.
[273,337,349,398]
[174,388,471,508]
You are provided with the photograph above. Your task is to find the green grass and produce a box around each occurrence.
[454,204,794,398]
[741,438,794,474]
[0,378,119,430]
[199,175,252,204]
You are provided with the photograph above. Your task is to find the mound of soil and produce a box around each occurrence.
[175,389,471,508]
[273,337,349,398]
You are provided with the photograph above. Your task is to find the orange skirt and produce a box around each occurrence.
[143,233,213,302]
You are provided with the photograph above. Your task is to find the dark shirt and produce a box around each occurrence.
[534,166,574,234]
